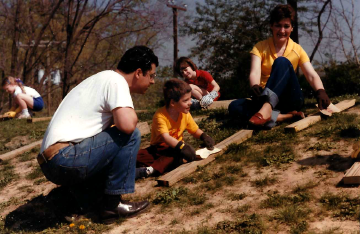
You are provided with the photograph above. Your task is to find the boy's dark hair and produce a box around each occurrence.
[117,46,159,75]
[163,78,192,107]
[175,57,198,77]
[269,4,295,26]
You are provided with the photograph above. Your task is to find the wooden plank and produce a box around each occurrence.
[0,139,42,161]
[156,129,253,187]
[335,99,356,111]
[285,99,356,133]
[137,122,150,136]
[284,116,321,133]
[208,99,235,110]
[27,116,52,123]
[343,162,360,184]
[0,123,149,161]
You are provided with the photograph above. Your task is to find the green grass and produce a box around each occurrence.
[260,191,311,209]
[215,214,264,233]
[273,205,311,224]
[25,166,44,180]
[0,160,18,191]
[319,192,360,220]
[0,119,48,154]
[251,175,277,188]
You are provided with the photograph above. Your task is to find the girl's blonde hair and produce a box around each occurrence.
[2,76,26,94]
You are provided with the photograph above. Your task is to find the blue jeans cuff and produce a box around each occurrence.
[265,109,280,128]
[261,87,279,109]
[104,188,135,195]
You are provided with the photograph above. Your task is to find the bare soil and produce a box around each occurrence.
[1,106,360,233]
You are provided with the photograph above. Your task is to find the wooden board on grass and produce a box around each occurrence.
[0,139,43,161]
[0,122,150,161]
[137,122,150,136]
[343,162,360,184]
[284,99,356,133]
[208,100,235,110]
[27,117,52,123]
[156,129,253,187]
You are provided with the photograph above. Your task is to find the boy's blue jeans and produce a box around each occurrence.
[40,127,141,195]
[229,57,304,128]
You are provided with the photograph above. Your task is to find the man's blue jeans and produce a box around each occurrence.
[228,57,304,128]
[40,127,141,195]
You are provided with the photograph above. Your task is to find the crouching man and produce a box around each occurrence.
[38,46,158,224]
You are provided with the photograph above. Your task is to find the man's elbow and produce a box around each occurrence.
[117,123,137,135]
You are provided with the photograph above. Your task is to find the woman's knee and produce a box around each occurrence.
[273,57,292,67]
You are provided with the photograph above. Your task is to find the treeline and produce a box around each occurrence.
[0,0,171,112]
[182,0,360,100]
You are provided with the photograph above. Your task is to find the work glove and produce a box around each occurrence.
[250,84,263,97]
[208,90,219,100]
[3,111,16,118]
[200,94,213,108]
[200,133,215,150]
[175,141,196,162]
[315,89,330,110]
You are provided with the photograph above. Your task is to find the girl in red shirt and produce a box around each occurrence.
[175,57,220,109]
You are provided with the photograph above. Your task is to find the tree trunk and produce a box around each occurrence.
[287,0,299,43]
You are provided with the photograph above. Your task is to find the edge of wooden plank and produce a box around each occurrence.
[27,117,52,123]
[208,100,235,110]
[284,116,321,133]
[343,162,360,184]
[334,99,356,112]
[156,129,253,187]
[0,139,43,161]
[136,122,150,136]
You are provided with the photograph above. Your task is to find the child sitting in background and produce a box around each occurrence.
[175,57,220,109]
[136,78,215,178]
[2,76,44,119]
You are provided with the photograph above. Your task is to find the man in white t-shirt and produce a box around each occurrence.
[38,46,158,224]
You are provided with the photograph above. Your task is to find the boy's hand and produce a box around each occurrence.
[200,133,215,150]
[175,141,196,162]
[3,111,16,118]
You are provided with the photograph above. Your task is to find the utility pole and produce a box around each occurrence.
[167,1,187,77]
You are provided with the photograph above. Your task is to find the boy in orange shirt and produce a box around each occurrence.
[136,78,215,178]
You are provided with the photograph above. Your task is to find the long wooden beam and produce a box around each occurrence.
[27,117,52,123]
[343,162,360,184]
[0,140,43,161]
[285,99,356,133]
[0,122,150,161]
[156,129,253,187]
[208,99,235,110]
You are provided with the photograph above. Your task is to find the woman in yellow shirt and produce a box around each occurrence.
[229,4,330,128]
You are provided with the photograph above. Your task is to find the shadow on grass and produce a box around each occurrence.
[296,154,357,172]
[4,186,101,232]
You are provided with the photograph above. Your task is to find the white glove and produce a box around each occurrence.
[208,91,218,99]
[200,94,214,108]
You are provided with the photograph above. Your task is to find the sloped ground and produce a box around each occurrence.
[1,97,360,234]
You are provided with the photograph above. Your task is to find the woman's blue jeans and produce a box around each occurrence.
[229,57,304,128]
[40,127,141,195]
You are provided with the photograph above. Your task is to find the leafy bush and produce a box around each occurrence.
[322,62,360,97]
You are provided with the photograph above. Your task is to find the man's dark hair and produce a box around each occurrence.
[269,4,295,26]
[175,57,198,77]
[117,46,159,75]
[163,78,192,107]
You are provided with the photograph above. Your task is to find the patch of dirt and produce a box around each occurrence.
[4,136,32,151]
